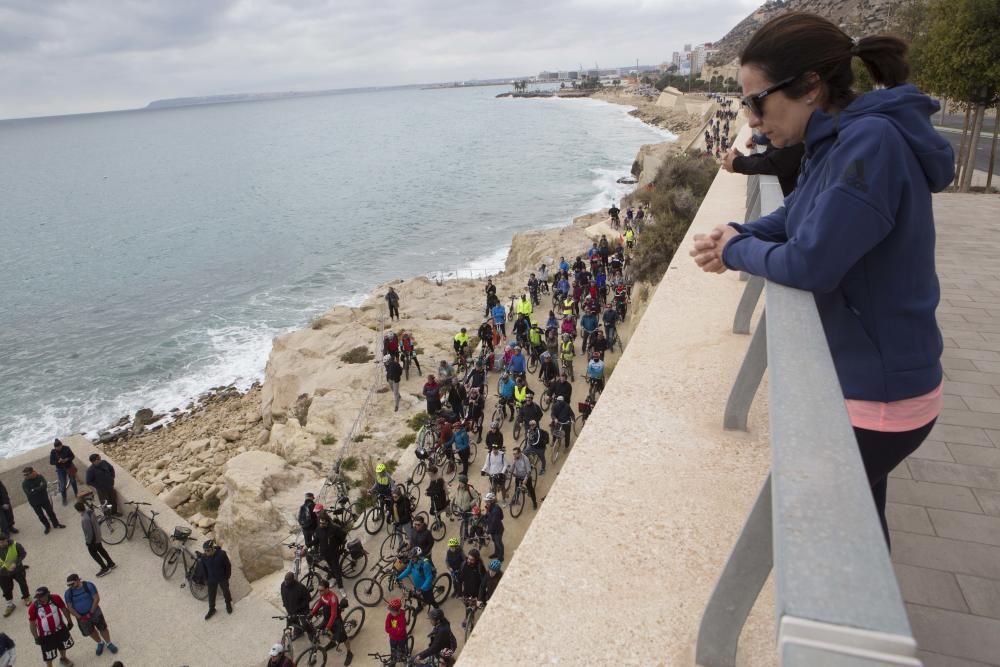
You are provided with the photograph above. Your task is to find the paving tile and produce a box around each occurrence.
[937,408,1000,430]
[974,360,1000,373]
[943,348,1000,362]
[945,381,1000,398]
[928,508,1000,546]
[956,338,1000,353]
[955,574,1000,620]
[906,604,1000,664]
[912,440,956,462]
[943,357,979,372]
[943,394,970,410]
[909,459,1000,490]
[888,502,936,535]
[964,397,1000,413]
[948,444,1000,468]
[990,430,1000,447]
[930,424,994,447]
[944,370,1000,386]
[888,479,983,513]
[890,462,913,479]
[916,649,994,667]
[944,293,975,302]
[973,489,1000,517]
[893,563,969,612]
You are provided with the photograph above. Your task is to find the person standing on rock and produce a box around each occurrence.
[49,439,79,507]
[384,354,403,412]
[63,574,119,656]
[297,493,318,550]
[21,468,65,534]
[84,454,118,516]
[422,375,442,417]
[200,540,233,620]
[385,287,400,321]
[0,533,30,615]
[74,502,116,577]
[0,482,17,535]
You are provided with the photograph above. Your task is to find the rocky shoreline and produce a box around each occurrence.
[92,94,705,581]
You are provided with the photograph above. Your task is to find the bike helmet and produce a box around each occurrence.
[270,644,285,657]
[489,559,502,572]
[383,354,392,362]
[411,547,423,558]
[312,503,325,513]
[471,506,481,516]
[375,463,386,473]
[555,395,564,401]
[388,598,402,610]
[428,607,444,621]
[484,492,496,502]
[447,538,460,547]
[490,420,500,429]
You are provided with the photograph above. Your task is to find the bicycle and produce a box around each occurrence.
[353,556,403,607]
[273,613,327,667]
[415,507,447,542]
[161,527,208,600]
[307,603,365,653]
[462,596,482,643]
[401,349,421,381]
[574,398,595,436]
[506,474,533,518]
[367,637,417,667]
[560,355,575,382]
[77,490,127,546]
[122,500,169,556]
[549,419,573,463]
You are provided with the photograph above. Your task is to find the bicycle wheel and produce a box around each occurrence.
[467,441,477,462]
[410,461,427,485]
[527,355,538,373]
[354,577,384,607]
[295,645,328,667]
[510,485,525,518]
[187,567,209,601]
[464,606,476,643]
[340,550,368,579]
[430,515,446,542]
[550,434,562,464]
[491,404,504,426]
[364,506,385,535]
[343,605,365,639]
[431,572,452,605]
[100,515,128,545]
[407,483,421,509]
[405,603,418,634]
[512,419,521,440]
[573,414,586,436]
[540,389,552,411]
[161,548,180,580]
[148,526,169,557]
[380,532,403,560]
[125,513,138,540]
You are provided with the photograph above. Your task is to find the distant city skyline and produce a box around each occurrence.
[0,0,760,120]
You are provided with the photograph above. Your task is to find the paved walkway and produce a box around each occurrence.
[888,193,1000,667]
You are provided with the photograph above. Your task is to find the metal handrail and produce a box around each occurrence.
[697,175,920,666]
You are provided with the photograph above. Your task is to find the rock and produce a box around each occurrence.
[253,429,270,448]
[220,429,241,443]
[292,394,312,426]
[204,485,221,500]
[188,467,209,481]
[265,420,320,466]
[132,408,155,434]
[161,483,191,509]
[213,451,304,581]
[147,481,165,495]
[167,471,190,484]
[183,439,211,456]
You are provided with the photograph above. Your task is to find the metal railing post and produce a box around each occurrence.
[733,276,764,334]
[723,313,767,431]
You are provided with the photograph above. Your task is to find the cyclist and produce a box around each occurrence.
[445,421,471,476]
[466,505,487,547]
[400,332,422,375]
[453,328,470,361]
[484,421,504,455]
[310,578,353,665]
[551,396,575,449]
[538,350,558,388]
[390,486,413,543]
[552,372,573,408]
[558,256,569,274]
[437,359,454,386]
[560,315,576,340]
[586,351,606,396]
[595,267,608,305]
[463,387,485,444]
[512,375,530,414]
[613,281,629,319]
[465,360,486,394]
[590,329,608,361]
[527,273,540,306]
[561,292,575,320]
[559,333,575,372]
[523,420,550,475]
[314,511,347,595]
[496,372,515,422]
[507,447,537,510]
[476,320,494,354]
[512,314,530,350]
[480,444,507,504]
[602,302,619,348]
[482,493,505,561]
[479,560,504,606]
[515,293,533,319]
[452,475,476,542]
[369,463,395,517]
[528,323,545,360]
[624,225,636,249]
[426,466,448,520]
[457,548,485,602]
[517,394,543,437]
[580,308,598,353]
[608,201,620,227]
[416,607,456,663]
[422,375,442,416]
[490,301,507,339]
[445,538,464,598]
[538,264,549,291]
[396,547,436,611]
[410,515,435,561]
[383,331,399,362]
[507,345,527,378]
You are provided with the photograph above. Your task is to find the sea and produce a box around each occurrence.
[0,85,673,457]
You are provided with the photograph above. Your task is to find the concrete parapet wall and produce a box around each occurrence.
[459,142,776,665]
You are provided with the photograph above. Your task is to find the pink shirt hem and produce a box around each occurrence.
[845,381,943,432]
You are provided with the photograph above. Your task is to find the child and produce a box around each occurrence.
[445,538,464,598]
[384,598,408,662]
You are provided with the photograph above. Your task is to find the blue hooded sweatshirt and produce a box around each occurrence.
[722,85,954,403]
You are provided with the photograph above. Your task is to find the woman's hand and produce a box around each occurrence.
[690,225,739,274]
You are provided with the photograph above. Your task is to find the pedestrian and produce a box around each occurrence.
[314,512,347,595]
[279,572,310,638]
[0,632,13,667]
[27,586,75,667]
[0,533,30,616]
[384,598,408,662]
[63,574,118,656]
[483,493,505,561]
[84,454,118,515]
[74,501,116,577]
[21,467,65,534]
[384,354,403,412]
[200,540,233,619]
[385,286,400,321]
[267,643,294,667]
[0,482,17,535]
[297,492,318,550]
[49,439,79,506]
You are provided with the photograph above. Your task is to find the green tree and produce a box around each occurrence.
[910,0,1000,190]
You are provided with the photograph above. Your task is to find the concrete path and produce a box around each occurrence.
[888,193,1000,667]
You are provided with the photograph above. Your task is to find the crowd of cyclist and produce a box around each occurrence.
[278,225,639,666]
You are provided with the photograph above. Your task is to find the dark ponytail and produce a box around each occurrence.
[741,12,910,110]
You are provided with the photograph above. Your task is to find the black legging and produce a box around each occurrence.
[854,418,936,548]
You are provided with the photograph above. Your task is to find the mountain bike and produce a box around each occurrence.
[506,474,533,518]
[574,398,595,436]
[273,613,327,667]
[354,556,403,607]
[122,500,169,556]
[161,527,208,600]
[462,596,482,643]
[78,490,127,546]
[401,349,421,381]
[549,419,573,463]
[561,356,575,382]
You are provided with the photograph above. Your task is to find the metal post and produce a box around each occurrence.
[723,313,767,431]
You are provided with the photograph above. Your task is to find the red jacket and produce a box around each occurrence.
[310,590,342,630]
[385,610,407,641]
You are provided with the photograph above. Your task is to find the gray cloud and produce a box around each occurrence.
[0,0,759,119]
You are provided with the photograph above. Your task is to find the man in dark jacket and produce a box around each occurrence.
[0,482,16,535]
[483,493,505,561]
[280,572,311,637]
[417,607,455,661]
[385,287,400,321]
[201,540,233,619]
[723,137,805,197]
[409,516,434,561]
[297,493,317,549]
[21,467,64,533]
[384,354,403,412]
[85,454,118,515]
[49,438,79,506]
[314,514,347,594]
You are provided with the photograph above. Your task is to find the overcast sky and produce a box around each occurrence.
[0,0,760,119]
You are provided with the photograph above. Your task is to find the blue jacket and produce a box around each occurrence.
[397,557,434,591]
[507,353,526,375]
[723,85,953,402]
[448,429,470,452]
[580,313,598,333]
[491,304,506,325]
[498,377,515,399]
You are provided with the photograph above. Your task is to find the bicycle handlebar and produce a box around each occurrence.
[124,501,151,506]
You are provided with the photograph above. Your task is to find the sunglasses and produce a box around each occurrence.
[741,75,797,118]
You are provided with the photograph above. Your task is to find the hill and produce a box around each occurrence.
[708,0,896,66]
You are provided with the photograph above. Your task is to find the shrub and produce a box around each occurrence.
[396,433,417,449]
[200,496,221,513]
[407,412,430,432]
[320,434,337,446]
[352,432,371,443]
[340,346,373,364]
[384,460,399,475]
[340,456,359,472]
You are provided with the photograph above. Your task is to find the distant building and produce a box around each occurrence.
[538,70,559,81]
[671,51,682,68]
[684,43,692,53]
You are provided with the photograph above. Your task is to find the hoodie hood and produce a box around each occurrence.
[805,84,955,192]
